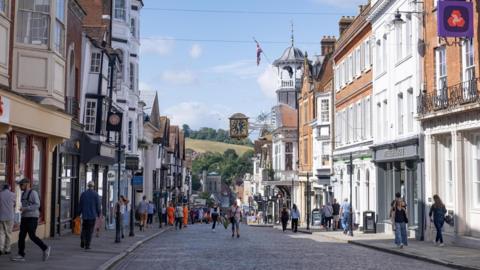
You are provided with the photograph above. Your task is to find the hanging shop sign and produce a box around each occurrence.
[106,111,123,132]
[0,96,10,124]
[437,0,474,38]
[229,113,249,139]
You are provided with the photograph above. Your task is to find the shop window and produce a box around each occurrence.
[31,139,44,194]
[474,135,480,208]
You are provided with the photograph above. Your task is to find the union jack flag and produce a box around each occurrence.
[256,40,263,66]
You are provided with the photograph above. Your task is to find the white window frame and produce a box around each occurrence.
[0,0,7,15]
[396,23,403,62]
[114,0,126,21]
[320,98,329,123]
[129,62,135,90]
[365,97,371,139]
[360,43,365,72]
[365,40,371,69]
[84,99,97,133]
[382,35,388,72]
[355,47,361,76]
[130,18,136,38]
[375,40,382,74]
[90,52,101,73]
[445,137,454,207]
[462,38,475,98]
[16,0,51,46]
[382,99,388,139]
[435,46,447,96]
[128,120,133,151]
[405,15,412,56]
[407,88,414,133]
[376,102,382,140]
[356,102,362,141]
[397,92,404,135]
[54,0,65,55]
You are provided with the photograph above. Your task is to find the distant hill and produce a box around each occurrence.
[186,138,253,156]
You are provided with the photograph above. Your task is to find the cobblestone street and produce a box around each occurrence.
[112,224,453,270]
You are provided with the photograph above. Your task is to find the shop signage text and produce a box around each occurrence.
[438,0,473,38]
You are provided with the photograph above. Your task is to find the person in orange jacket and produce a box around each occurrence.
[167,202,175,226]
[183,204,189,227]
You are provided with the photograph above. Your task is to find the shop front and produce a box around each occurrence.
[0,90,71,242]
[371,136,425,240]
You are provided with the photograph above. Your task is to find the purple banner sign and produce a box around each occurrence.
[437,0,474,38]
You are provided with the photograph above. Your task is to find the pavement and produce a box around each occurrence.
[112,222,452,270]
[0,223,170,270]
[276,226,480,270]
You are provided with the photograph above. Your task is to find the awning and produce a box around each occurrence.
[80,134,116,166]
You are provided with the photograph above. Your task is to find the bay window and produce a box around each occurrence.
[84,99,97,133]
[16,0,65,55]
[320,99,329,123]
[0,0,7,15]
[114,0,126,21]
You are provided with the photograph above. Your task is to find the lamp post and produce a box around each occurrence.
[306,172,310,230]
[129,172,136,237]
[347,153,354,237]
[114,141,124,243]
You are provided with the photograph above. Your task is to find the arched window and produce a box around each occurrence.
[366,169,370,210]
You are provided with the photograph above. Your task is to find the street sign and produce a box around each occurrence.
[125,156,139,170]
[131,175,143,188]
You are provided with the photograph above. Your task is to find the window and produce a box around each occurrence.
[474,135,480,208]
[396,23,403,62]
[114,0,126,20]
[375,40,381,74]
[129,63,135,90]
[349,55,353,81]
[130,18,136,37]
[398,92,404,135]
[16,0,50,46]
[84,99,97,133]
[407,89,414,132]
[320,99,329,123]
[335,112,341,146]
[405,15,412,56]
[90,52,101,73]
[356,102,362,141]
[382,35,388,72]
[355,48,361,76]
[365,40,371,69]
[54,0,65,55]
[285,142,293,171]
[376,102,381,139]
[365,98,371,139]
[445,137,453,207]
[303,138,308,165]
[348,106,353,143]
[462,39,475,99]
[321,142,330,166]
[435,46,447,96]
[0,0,7,15]
[383,100,388,139]
[128,120,133,151]
[353,105,357,142]
[360,43,365,72]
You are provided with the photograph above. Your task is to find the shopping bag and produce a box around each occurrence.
[73,217,81,235]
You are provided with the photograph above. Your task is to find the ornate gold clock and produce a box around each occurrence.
[229,113,249,139]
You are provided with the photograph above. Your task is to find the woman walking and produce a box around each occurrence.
[429,194,447,247]
[183,204,189,228]
[167,203,175,226]
[211,203,220,232]
[229,201,242,238]
[390,198,408,248]
[291,204,300,233]
[323,202,333,230]
[280,206,289,232]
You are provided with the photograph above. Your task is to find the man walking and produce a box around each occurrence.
[175,203,184,230]
[332,199,340,230]
[137,196,148,231]
[78,181,101,250]
[11,178,50,261]
[340,198,351,234]
[147,200,155,228]
[0,184,15,255]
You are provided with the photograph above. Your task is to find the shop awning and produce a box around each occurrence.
[80,134,116,166]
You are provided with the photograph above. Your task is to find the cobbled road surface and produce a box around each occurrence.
[113,224,453,270]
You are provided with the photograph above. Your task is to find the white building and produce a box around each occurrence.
[368,0,425,237]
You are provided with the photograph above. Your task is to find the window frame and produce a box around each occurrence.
[90,52,102,73]
[16,0,51,47]
[84,99,97,133]
[445,137,454,208]
[114,0,126,21]
[54,0,65,55]
[474,134,480,209]
[0,0,8,16]
[435,46,447,96]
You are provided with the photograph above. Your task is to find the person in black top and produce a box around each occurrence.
[429,194,447,246]
[280,206,289,232]
[332,199,340,231]
[391,198,408,248]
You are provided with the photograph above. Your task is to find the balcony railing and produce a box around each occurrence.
[280,80,294,88]
[417,78,480,115]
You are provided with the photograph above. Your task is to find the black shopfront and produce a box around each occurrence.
[371,136,425,240]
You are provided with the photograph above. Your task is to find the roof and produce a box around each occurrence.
[168,126,179,154]
[150,92,161,129]
[273,46,305,66]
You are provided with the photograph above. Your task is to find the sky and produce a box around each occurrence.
[139,0,363,131]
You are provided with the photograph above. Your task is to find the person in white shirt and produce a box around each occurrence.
[229,201,242,238]
[291,204,300,233]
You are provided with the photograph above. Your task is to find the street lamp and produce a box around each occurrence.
[306,172,310,230]
[347,153,354,237]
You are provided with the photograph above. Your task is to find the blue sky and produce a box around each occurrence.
[139,0,363,130]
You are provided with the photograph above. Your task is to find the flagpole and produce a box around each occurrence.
[253,37,272,65]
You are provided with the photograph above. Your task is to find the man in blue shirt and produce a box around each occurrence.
[340,198,351,234]
[78,181,100,249]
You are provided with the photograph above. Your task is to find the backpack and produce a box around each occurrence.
[25,189,42,213]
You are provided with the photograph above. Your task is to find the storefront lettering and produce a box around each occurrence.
[384,148,405,158]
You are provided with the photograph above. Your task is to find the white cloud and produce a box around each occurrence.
[189,43,202,59]
[140,37,175,56]
[310,0,365,8]
[160,70,197,85]
[164,102,230,129]
[207,59,261,79]
[257,65,277,99]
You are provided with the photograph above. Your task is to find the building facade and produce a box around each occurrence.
[368,0,425,238]
[418,0,480,246]
[333,10,375,228]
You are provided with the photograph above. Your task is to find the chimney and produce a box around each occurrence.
[321,36,336,56]
[339,16,355,36]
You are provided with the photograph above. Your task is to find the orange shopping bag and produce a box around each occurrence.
[73,217,81,235]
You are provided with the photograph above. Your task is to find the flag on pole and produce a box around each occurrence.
[256,40,263,66]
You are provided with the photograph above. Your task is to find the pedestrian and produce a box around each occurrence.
[340,198,351,234]
[11,178,50,261]
[332,199,340,230]
[323,202,333,230]
[77,181,101,251]
[198,208,204,224]
[183,204,189,228]
[229,201,242,238]
[280,206,289,232]
[175,203,184,230]
[147,201,155,228]
[211,203,220,232]
[167,203,175,225]
[390,197,408,248]
[162,205,167,225]
[291,204,300,233]
[429,194,447,247]
[115,195,128,238]
[0,184,15,255]
[190,208,196,225]
[137,196,148,231]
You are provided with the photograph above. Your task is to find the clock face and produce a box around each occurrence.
[230,119,248,138]
[108,114,121,125]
